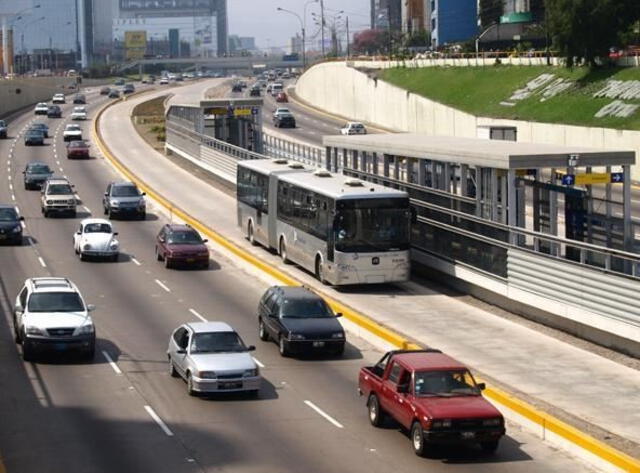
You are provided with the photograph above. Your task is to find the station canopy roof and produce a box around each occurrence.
[323,134,635,170]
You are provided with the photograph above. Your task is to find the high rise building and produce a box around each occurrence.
[116,0,227,57]
[401,0,425,34]
[430,0,477,47]
[371,0,401,31]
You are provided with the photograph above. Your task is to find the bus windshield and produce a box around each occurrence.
[334,199,410,253]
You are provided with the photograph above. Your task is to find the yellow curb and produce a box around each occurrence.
[94,95,640,473]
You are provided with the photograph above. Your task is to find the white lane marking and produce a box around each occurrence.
[131,257,141,266]
[188,308,207,322]
[144,405,174,437]
[303,400,344,429]
[9,183,13,191]
[83,206,91,213]
[27,237,34,246]
[38,257,46,268]
[252,357,265,368]
[58,167,63,172]
[155,279,171,292]
[11,194,15,201]
[102,351,122,375]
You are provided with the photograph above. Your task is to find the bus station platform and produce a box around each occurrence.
[99,90,640,459]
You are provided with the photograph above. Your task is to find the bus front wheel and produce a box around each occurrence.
[315,257,328,285]
[279,238,290,264]
[247,221,257,246]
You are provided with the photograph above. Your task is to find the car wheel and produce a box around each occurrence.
[84,343,95,361]
[138,212,146,221]
[368,394,386,427]
[247,221,257,246]
[279,239,289,264]
[13,318,21,344]
[258,318,269,341]
[168,356,179,378]
[111,254,119,263]
[278,335,289,357]
[69,210,77,218]
[43,210,50,218]
[412,421,427,457]
[164,257,172,269]
[186,372,196,396]
[480,440,500,453]
[22,339,35,362]
[103,205,108,216]
[315,257,328,285]
[155,246,163,261]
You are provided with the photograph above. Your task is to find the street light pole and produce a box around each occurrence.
[277,7,306,68]
[320,0,325,56]
[346,16,350,59]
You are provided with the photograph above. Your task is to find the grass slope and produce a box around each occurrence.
[380,66,640,130]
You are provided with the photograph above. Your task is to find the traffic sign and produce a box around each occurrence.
[611,172,624,183]
[251,107,259,115]
[575,173,610,185]
[562,174,575,186]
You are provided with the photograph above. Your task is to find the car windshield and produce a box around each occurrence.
[26,131,42,137]
[0,208,18,222]
[281,298,333,318]
[276,108,290,114]
[27,292,84,312]
[66,125,81,131]
[167,231,202,244]
[190,331,246,353]
[48,184,73,195]
[414,370,481,397]
[69,141,87,148]
[32,124,47,130]
[84,223,111,233]
[111,186,139,197]
[74,107,85,112]
[334,198,411,253]
[0,120,5,127]
[28,164,50,174]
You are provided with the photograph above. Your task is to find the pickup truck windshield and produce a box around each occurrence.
[414,370,480,397]
[28,292,84,312]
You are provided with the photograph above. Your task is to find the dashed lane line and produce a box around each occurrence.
[144,405,174,437]
[102,351,122,375]
[38,257,46,268]
[303,400,344,429]
[154,279,171,293]
[131,257,141,266]
[188,308,207,322]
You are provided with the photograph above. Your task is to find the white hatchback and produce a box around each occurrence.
[71,106,87,121]
[73,218,120,261]
[340,122,367,135]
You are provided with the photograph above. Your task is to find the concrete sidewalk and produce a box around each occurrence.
[99,83,640,457]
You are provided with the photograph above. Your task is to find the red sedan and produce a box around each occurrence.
[67,140,90,159]
[156,224,210,269]
[276,92,288,103]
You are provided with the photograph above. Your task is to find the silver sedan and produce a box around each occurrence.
[167,321,261,396]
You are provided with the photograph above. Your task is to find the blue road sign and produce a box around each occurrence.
[251,107,259,115]
[562,174,575,186]
[611,172,624,183]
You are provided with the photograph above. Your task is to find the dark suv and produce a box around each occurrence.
[273,112,296,128]
[47,105,62,118]
[23,162,52,189]
[102,181,146,219]
[257,286,345,357]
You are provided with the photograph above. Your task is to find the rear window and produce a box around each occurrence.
[28,164,50,173]
[28,292,84,312]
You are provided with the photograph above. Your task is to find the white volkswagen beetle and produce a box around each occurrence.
[73,218,120,261]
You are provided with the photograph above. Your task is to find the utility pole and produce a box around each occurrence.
[74,0,80,69]
[346,16,350,59]
[320,0,325,56]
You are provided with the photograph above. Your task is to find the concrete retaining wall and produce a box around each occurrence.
[0,77,76,118]
[296,62,640,180]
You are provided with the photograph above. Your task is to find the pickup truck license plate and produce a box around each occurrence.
[219,381,242,390]
[313,341,325,347]
[461,432,475,439]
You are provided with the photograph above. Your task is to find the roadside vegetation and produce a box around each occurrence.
[380,66,640,130]
[131,95,166,149]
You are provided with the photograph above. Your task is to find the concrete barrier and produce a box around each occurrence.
[0,77,76,118]
[295,62,640,181]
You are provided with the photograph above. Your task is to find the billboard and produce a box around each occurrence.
[125,31,147,60]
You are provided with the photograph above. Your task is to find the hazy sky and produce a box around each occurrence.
[228,0,371,51]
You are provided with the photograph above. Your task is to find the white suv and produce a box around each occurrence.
[13,278,96,360]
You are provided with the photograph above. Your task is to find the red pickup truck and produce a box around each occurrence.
[358,350,505,456]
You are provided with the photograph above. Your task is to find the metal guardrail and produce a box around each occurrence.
[261,133,324,168]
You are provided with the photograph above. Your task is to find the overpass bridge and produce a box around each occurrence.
[118,56,304,74]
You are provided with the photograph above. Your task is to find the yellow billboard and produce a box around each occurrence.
[125,31,147,60]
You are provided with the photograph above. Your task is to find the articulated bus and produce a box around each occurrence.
[237,159,411,285]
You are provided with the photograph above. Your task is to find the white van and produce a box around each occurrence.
[271,83,283,96]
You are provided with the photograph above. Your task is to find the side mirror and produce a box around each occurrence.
[176,349,186,355]
[14,303,23,314]
[397,384,409,394]
[202,239,209,244]
[141,192,146,196]
[87,304,96,312]
[477,382,486,391]
[75,231,81,235]
[247,345,256,351]
[335,312,343,318]
[269,310,278,318]
[113,232,119,236]
[19,216,25,221]
[104,192,108,196]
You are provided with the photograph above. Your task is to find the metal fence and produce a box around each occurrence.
[261,133,325,168]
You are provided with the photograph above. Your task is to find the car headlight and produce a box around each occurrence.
[83,244,92,250]
[46,200,53,205]
[138,201,146,208]
[243,368,259,377]
[198,251,209,257]
[331,332,345,339]
[483,418,503,427]
[289,333,305,340]
[76,324,94,335]
[198,371,217,379]
[432,419,452,429]
[110,200,119,206]
[25,326,45,335]
[109,240,119,249]
[12,225,22,233]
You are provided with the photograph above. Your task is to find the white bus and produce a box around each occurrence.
[237,159,411,285]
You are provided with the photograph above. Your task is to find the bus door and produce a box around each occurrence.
[268,174,280,249]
